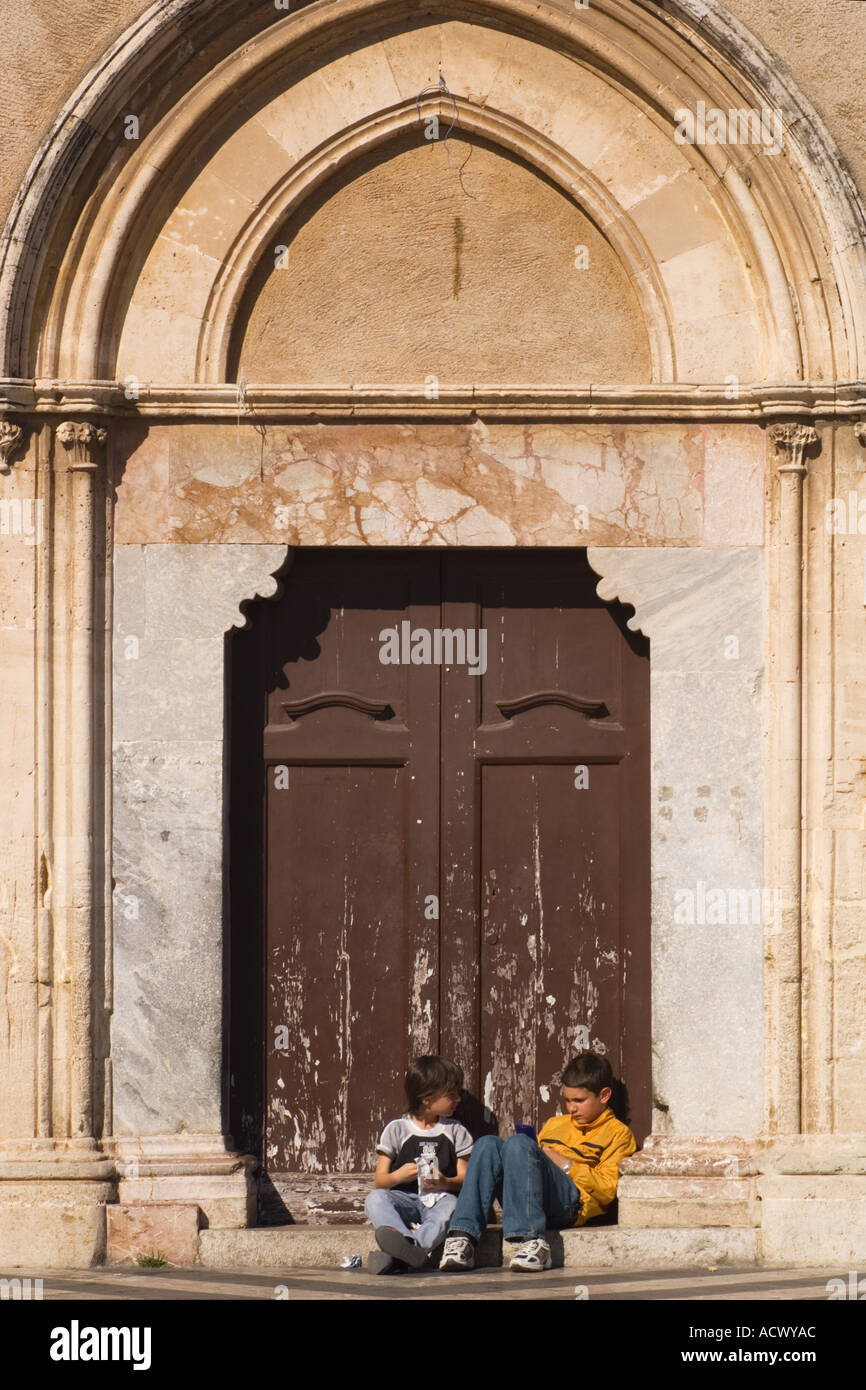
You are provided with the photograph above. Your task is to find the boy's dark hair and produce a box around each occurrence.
[560,1053,631,1124]
[561,1051,615,1095]
[404,1055,463,1116]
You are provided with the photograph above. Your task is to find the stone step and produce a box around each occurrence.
[199,1223,759,1270]
[199,1224,503,1269]
[558,1226,759,1269]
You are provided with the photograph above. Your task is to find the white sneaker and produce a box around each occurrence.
[439,1235,476,1271]
[509,1238,552,1271]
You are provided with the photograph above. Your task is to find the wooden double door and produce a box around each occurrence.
[229,549,651,1179]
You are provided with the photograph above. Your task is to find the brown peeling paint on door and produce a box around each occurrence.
[228,549,650,1190]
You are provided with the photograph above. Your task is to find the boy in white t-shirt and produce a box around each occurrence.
[365,1056,474,1275]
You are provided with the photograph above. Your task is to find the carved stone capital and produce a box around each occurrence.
[0,416,25,474]
[768,422,818,475]
[854,421,866,452]
[56,420,107,471]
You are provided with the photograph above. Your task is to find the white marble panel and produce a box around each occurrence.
[588,546,765,1137]
[111,544,287,1135]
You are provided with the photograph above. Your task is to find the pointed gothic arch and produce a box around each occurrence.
[0,0,864,391]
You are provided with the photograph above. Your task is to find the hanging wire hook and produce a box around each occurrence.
[415,74,458,166]
[236,374,251,423]
[235,375,268,481]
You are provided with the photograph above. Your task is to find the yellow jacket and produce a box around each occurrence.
[536,1107,637,1226]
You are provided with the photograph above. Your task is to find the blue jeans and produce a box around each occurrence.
[364,1189,457,1253]
[448,1134,581,1243]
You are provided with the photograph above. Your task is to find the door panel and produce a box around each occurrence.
[266,766,416,1171]
[262,553,440,1172]
[480,761,624,1133]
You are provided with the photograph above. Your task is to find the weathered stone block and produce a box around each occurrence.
[0,1181,110,1267]
[758,1175,866,1266]
[107,1203,200,1267]
[116,1175,254,1231]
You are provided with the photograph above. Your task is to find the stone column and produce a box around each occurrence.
[0,413,35,1152]
[765,422,816,1136]
[56,421,107,1147]
[0,419,115,1267]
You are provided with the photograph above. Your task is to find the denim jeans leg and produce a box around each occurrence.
[414,1194,457,1252]
[364,1188,424,1239]
[448,1135,505,1242]
[500,1132,547,1241]
[500,1133,580,1241]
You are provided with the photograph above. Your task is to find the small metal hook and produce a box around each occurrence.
[415,74,458,160]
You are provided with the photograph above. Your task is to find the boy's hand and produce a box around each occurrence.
[392,1162,421,1184]
[541,1145,572,1172]
[421,1167,449,1193]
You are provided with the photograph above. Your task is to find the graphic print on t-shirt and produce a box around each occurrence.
[390,1133,456,1188]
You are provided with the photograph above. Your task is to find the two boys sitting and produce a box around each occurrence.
[365,1051,637,1274]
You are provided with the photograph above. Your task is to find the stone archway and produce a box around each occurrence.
[4,1,865,384]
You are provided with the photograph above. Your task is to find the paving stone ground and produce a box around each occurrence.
[10,1265,841,1300]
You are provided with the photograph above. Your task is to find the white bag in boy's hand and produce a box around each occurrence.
[417,1142,441,1208]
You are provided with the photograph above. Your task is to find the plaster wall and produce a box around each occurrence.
[233,138,652,386]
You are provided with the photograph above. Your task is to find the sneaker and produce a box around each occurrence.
[509,1238,552,1272]
[374,1225,428,1270]
[439,1234,476,1271]
[366,1250,397,1275]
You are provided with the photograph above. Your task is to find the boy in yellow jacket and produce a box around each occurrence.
[440,1052,636,1272]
